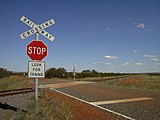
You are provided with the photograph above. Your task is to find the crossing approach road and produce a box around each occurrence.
[39,79,160,120]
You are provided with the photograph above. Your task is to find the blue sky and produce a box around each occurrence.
[0,0,160,73]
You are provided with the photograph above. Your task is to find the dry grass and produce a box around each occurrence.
[0,75,31,90]
[17,90,73,120]
[104,74,160,91]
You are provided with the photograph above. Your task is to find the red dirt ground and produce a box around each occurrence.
[122,77,142,85]
[47,89,124,120]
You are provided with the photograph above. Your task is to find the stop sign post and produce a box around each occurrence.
[26,40,48,61]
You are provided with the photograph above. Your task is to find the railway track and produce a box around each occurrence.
[0,88,34,97]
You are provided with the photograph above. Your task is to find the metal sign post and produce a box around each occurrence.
[35,33,39,111]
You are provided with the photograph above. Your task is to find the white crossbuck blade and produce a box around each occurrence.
[20,16,55,41]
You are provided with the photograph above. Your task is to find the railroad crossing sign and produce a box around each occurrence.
[26,40,48,60]
[20,16,55,109]
[20,16,55,41]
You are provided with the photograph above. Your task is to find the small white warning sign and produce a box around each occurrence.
[28,61,45,78]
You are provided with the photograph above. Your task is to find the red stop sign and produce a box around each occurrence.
[26,40,48,60]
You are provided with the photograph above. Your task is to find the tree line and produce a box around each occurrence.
[0,67,130,79]
[45,67,126,78]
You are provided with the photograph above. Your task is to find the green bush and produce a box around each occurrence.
[0,68,12,79]
[45,67,67,78]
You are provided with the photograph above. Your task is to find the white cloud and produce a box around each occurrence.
[135,63,143,66]
[93,62,112,65]
[150,58,159,61]
[121,62,130,66]
[144,54,157,58]
[104,55,118,60]
[136,23,144,29]
[98,62,104,64]
[104,63,112,65]
[133,49,139,53]
[144,54,159,62]
[133,22,145,29]
[124,62,130,64]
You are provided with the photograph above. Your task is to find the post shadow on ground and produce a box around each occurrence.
[0,102,26,112]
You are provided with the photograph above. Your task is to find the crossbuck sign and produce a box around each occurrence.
[20,16,55,41]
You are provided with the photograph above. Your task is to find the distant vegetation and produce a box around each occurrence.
[45,67,67,78]
[0,67,137,79]
[1,67,159,80]
[0,68,12,79]
[45,67,128,79]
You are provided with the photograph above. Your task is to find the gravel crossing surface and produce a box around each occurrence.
[56,82,160,120]
[0,93,33,120]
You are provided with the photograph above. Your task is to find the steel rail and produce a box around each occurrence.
[0,88,34,97]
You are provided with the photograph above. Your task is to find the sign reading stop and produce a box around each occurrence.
[26,40,48,60]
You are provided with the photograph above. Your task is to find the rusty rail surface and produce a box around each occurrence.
[0,88,34,97]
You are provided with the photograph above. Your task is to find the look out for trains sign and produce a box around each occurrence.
[28,61,45,78]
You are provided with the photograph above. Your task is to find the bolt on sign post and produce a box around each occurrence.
[20,16,55,111]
